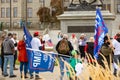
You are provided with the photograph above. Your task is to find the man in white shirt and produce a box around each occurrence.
[31,32,42,50]
[112,33,120,76]
[30,31,42,79]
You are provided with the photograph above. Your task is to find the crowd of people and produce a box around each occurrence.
[0,31,45,79]
[56,32,120,80]
[0,31,120,80]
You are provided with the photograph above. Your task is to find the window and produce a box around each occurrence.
[27,0,32,3]
[1,8,5,18]
[6,7,10,18]
[6,0,10,3]
[13,7,17,17]
[27,8,32,18]
[117,4,120,13]
[1,0,5,3]
[13,0,17,2]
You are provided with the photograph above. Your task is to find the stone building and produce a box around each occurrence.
[0,0,120,34]
[0,0,51,30]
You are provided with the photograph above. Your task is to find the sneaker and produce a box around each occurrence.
[4,74,8,77]
[9,75,17,78]
[21,75,23,78]
[25,75,28,78]
[30,75,33,79]
[35,75,41,79]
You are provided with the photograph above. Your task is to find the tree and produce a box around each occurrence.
[50,0,64,22]
[37,7,51,29]
[37,7,51,22]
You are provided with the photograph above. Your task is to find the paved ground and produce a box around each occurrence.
[0,65,68,80]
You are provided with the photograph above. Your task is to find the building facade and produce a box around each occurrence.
[0,0,51,30]
[0,0,120,31]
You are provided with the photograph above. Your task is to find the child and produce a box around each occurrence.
[69,50,82,80]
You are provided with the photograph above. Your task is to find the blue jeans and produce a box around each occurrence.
[20,62,28,74]
[58,57,70,80]
[3,55,14,76]
[113,55,120,75]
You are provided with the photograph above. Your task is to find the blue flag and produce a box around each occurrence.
[23,25,55,72]
[23,25,32,48]
[94,8,108,59]
[26,48,55,72]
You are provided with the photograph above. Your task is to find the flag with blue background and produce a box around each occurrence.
[23,25,55,72]
[94,8,108,59]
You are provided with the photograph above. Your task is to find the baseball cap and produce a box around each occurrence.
[34,31,39,36]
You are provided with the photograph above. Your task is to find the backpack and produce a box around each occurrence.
[58,39,70,54]
[100,45,112,56]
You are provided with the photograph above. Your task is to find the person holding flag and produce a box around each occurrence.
[23,25,56,80]
[30,31,42,79]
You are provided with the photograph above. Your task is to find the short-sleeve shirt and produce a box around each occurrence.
[31,37,42,50]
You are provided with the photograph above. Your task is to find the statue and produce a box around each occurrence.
[69,0,104,11]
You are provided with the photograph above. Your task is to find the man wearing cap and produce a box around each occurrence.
[30,31,42,79]
[31,32,42,50]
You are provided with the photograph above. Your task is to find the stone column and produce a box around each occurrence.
[111,0,115,14]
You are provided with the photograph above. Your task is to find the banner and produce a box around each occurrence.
[27,48,55,72]
[23,25,55,72]
[94,8,108,59]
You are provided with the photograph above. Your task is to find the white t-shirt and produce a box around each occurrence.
[11,38,18,50]
[112,39,120,55]
[31,37,42,50]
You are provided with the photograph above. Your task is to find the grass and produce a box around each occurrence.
[16,59,20,65]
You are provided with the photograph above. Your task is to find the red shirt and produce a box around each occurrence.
[17,40,28,62]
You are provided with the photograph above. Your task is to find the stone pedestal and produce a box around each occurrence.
[57,11,115,38]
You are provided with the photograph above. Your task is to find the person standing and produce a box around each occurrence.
[18,37,28,78]
[98,36,113,69]
[112,33,120,76]
[0,33,6,75]
[56,34,73,80]
[84,37,94,63]
[39,35,45,51]
[57,32,63,41]
[30,31,42,79]
[11,33,18,70]
[78,34,87,59]
[3,33,16,77]
[69,33,78,50]
[69,50,82,80]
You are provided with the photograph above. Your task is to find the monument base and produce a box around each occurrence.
[57,11,115,38]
